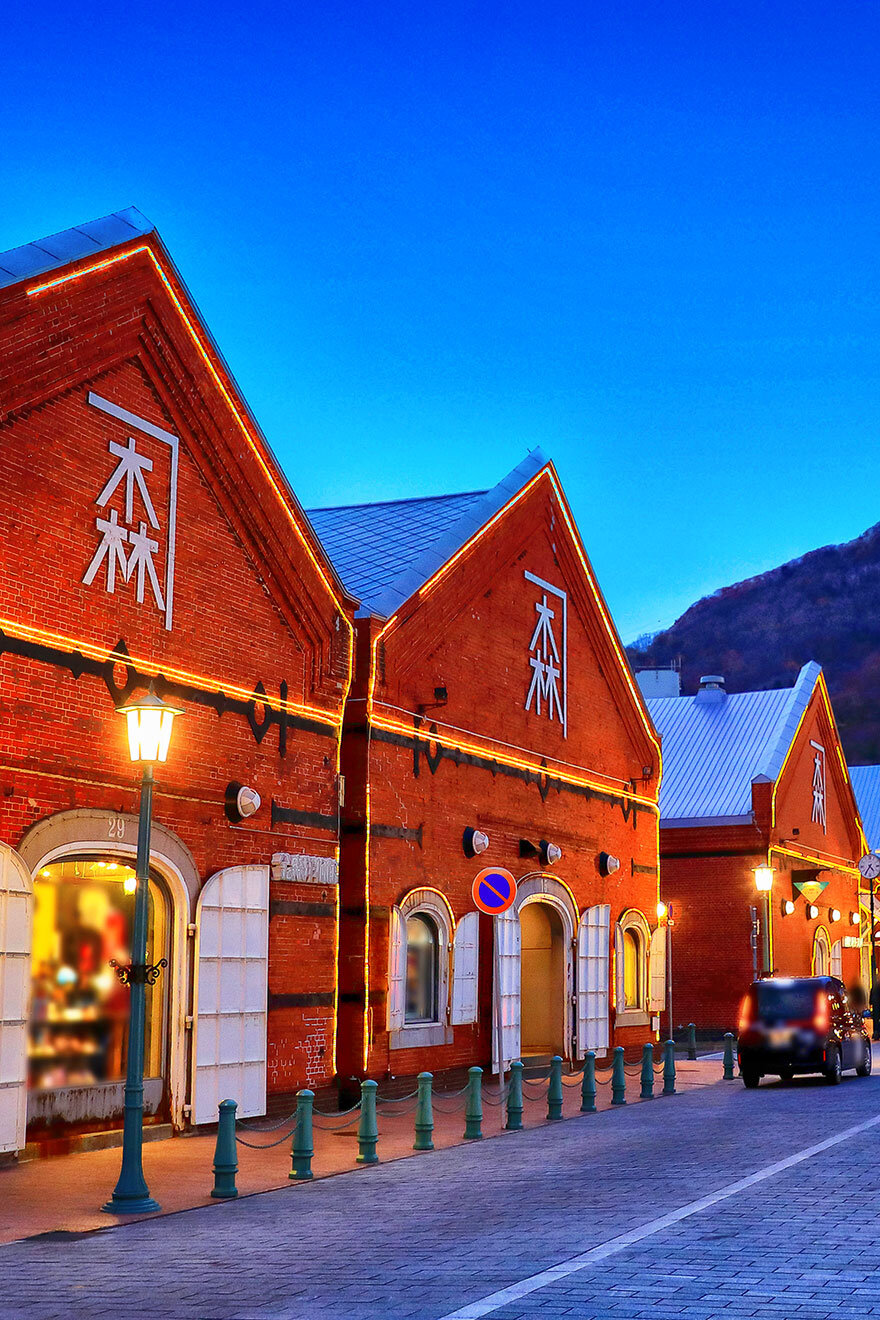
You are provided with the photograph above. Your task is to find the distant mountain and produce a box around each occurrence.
[626,522,880,764]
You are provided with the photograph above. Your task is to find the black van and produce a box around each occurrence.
[737,976,872,1088]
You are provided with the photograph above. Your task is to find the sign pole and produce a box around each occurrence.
[492,916,504,1077]
[471,867,518,1079]
[871,878,878,1040]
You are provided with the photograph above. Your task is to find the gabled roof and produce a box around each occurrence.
[0,208,154,289]
[647,662,821,826]
[850,765,880,852]
[307,449,548,618]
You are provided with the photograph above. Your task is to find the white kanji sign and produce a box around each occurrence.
[523,570,568,737]
[82,393,179,630]
[810,739,827,833]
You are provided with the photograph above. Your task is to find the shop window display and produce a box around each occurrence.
[29,858,168,1093]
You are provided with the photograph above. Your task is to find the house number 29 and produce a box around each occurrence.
[107,816,125,840]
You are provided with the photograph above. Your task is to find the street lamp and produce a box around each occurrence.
[754,866,774,976]
[656,901,674,1037]
[102,687,181,1215]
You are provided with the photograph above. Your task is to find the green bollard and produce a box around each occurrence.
[464,1066,483,1139]
[289,1089,314,1180]
[506,1061,524,1131]
[663,1039,676,1095]
[547,1055,564,1120]
[580,1051,597,1113]
[356,1079,379,1164]
[211,1099,239,1199]
[413,1072,434,1151]
[640,1043,654,1099]
[611,1046,626,1105]
[723,1032,735,1080]
[687,1022,697,1060]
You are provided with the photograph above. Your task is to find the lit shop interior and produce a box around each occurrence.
[28,857,169,1132]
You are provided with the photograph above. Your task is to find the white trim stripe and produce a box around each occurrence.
[437,1111,880,1320]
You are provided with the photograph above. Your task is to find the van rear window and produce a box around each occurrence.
[755,982,819,1019]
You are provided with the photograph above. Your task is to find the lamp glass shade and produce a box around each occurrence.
[830,908,841,923]
[656,901,668,920]
[754,865,774,893]
[118,690,182,763]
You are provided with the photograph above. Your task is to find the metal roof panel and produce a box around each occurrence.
[850,765,880,851]
[0,207,154,290]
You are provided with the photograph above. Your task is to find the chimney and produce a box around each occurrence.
[695,674,726,704]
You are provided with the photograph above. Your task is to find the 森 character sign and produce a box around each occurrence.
[472,867,517,916]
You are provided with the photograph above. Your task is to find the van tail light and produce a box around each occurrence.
[814,993,831,1032]
[738,995,752,1034]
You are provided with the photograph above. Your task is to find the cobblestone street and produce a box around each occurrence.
[3,1063,880,1319]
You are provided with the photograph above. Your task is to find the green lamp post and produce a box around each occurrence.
[102,687,181,1215]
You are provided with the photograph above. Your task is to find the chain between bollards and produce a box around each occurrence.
[723,1032,736,1080]
[464,1066,483,1139]
[687,1022,697,1060]
[663,1039,676,1095]
[506,1061,524,1130]
[414,1072,434,1151]
[211,1099,239,1199]
[357,1079,379,1164]
[640,1043,654,1099]
[289,1089,314,1180]
[611,1046,626,1105]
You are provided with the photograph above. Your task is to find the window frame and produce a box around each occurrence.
[390,889,454,1050]
[615,908,652,1027]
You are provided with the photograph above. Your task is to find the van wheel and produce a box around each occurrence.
[857,1042,873,1077]
[742,1069,760,1089]
[825,1046,842,1085]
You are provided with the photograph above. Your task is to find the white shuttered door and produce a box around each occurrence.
[831,939,843,981]
[191,865,269,1126]
[649,927,667,1012]
[451,911,479,1025]
[492,908,521,1072]
[387,906,406,1030]
[577,904,610,1053]
[0,845,32,1155]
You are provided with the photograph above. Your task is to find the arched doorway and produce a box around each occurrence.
[27,854,172,1134]
[520,901,566,1057]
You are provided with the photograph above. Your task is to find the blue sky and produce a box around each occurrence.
[4,3,880,640]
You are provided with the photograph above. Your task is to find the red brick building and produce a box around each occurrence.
[0,210,356,1157]
[647,665,867,1035]
[309,455,664,1086]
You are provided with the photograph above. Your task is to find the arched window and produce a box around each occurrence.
[405,913,439,1023]
[615,909,651,1020]
[813,927,831,977]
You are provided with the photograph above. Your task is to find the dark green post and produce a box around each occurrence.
[506,1060,524,1131]
[687,1022,697,1060]
[547,1055,564,1120]
[640,1043,654,1099]
[464,1066,483,1139]
[580,1051,597,1113]
[611,1046,626,1105]
[103,763,161,1214]
[356,1079,379,1164]
[290,1089,314,1180]
[210,1099,238,1199]
[723,1032,735,1080]
[413,1072,434,1151]
[663,1039,676,1095]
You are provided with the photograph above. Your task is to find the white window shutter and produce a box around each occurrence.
[492,908,521,1072]
[614,922,625,1011]
[577,904,610,1053]
[191,865,269,1126]
[451,911,479,1025]
[387,905,406,1031]
[0,845,33,1156]
[649,926,667,1012]
[831,939,843,981]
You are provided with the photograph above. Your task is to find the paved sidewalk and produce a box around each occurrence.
[2,1059,877,1319]
[0,1057,719,1244]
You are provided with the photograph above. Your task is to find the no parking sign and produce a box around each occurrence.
[472,867,517,916]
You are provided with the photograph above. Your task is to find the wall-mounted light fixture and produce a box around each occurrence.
[598,852,620,876]
[463,827,490,859]
[540,840,562,866]
[830,908,841,923]
[807,903,819,920]
[225,781,262,823]
[850,911,861,926]
[782,899,795,916]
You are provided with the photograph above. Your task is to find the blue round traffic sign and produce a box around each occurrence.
[472,867,517,916]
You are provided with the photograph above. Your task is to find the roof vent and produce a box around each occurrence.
[695,674,726,704]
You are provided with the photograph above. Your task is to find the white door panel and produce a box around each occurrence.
[191,864,269,1126]
[0,844,33,1155]
[451,911,479,1025]
[492,908,521,1072]
[577,904,610,1053]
